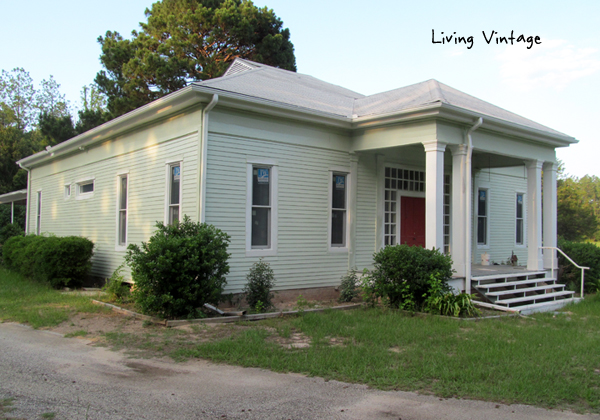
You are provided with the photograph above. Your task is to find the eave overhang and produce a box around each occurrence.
[17,85,577,168]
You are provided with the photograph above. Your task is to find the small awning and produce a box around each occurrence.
[0,189,27,205]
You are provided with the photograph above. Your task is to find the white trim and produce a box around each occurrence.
[328,169,351,253]
[116,170,130,176]
[246,162,278,257]
[165,157,184,165]
[115,173,129,252]
[165,161,183,224]
[246,157,279,166]
[515,191,527,248]
[64,183,71,200]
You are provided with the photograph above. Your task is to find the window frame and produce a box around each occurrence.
[75,178,95,200]
[328,168,350,252]
[64,184,71,200]
[115,172,129,251]
[36,190,42,235]
[515,192,526,247]
[165,160,183,225]
[246,159,278,257]
[476,187,490,248]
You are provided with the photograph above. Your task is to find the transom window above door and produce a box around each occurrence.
[385,167,425,192]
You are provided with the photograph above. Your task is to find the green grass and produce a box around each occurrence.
[0,267,105,328]
[170,299,600,413]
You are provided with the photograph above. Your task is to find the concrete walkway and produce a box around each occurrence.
[0,323,597,420]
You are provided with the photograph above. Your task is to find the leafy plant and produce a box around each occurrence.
[126,216,230,319]
[367,245,453,309]
[295,294,308,312]
[243,259,276,312]
[338,267,360,303]
[423,274,480,317]
[0,223,23,247]
[102,265,131,304]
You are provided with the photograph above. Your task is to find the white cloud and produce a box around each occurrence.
[496,39,600,91]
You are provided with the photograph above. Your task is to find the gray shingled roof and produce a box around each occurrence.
[196,58,567,137]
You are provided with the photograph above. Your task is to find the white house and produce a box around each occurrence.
[17,59,579,312]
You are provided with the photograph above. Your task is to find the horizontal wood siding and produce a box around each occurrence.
[205,130,354,293]
[355,154,377,268]
[472,166,528,266]
[29,132,199,280]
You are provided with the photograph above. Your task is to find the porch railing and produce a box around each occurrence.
[541,246,590,297]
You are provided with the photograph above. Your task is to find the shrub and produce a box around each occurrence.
[126,216,230,319]
[243,259,276,312]
[338,267,360,303]
[2,234,94,288]
[102,265,131,304]
[0,223,24,246]
[558,238,600,293]
[367,245,453,309]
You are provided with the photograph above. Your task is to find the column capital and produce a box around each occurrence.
[526,159,544,170]
[422,140,447,153]
[542,161,558,172]
[450,144,468,156]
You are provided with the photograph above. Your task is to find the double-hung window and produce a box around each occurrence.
[477,189,488,246]
[36,191,42,235]
[246,161,277,256]
[251,166,271,248]
[330,173,347,248]
[516,193,524,245]
[167,163,181,224]
[117,174,128,247]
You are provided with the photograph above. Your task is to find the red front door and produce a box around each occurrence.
[400,196,426,247]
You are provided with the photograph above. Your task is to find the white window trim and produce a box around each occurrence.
[115,173,130,252]
[64,183,72,200]
[246,159,278,257]
[75,177,95,200]
[328,167,350,253]
[515,191,527,248]
[164,161,183,224]
[476,184,490,249]
[36,189,42,235]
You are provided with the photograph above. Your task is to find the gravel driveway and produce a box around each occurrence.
[1,322,598,420]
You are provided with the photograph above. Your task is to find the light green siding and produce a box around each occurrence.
[28,111,202,280]
[472,166,528,266]
[205,110,355,293]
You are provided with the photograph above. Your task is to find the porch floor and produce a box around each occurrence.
[470,264,539,277]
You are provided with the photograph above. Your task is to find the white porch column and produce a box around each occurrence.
[423,141,446,251]
[450,144,468,277]
[375,154,385,251]
[527,160,544,271]
[543,162,558,271]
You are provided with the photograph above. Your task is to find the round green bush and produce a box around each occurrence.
[126,216,230,319]
[243,259,276,311]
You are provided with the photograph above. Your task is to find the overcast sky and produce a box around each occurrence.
[1,0,598,178]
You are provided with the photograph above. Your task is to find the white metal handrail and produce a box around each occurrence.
[541,246,590,297]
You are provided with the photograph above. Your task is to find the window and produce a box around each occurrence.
[76,179,95,199]
[117,175,128,247]
[252,166,271,248]
[516,193,524,245]
[443,174,451,254]
[167,163,181,224]
[36,191,42,235]
[246,161,277,256]
[64,184,71,199]
[477,189,488,245]
[331,173,347,247]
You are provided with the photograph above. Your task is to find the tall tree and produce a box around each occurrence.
[0,68,36,131]
[95,0,296,118]
[557,177,599,242]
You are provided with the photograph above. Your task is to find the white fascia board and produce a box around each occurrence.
[0,189,28,204]
[18,86,210,168]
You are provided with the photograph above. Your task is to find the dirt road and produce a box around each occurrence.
[1,322,598,420]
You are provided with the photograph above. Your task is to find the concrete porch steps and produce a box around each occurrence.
[472,270,576,314]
